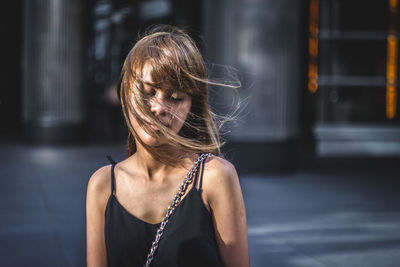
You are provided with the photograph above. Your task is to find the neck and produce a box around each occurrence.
[133,140,195,180]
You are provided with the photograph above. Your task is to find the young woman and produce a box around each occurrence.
[86,26,249,267]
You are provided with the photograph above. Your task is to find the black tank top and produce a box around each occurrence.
[105,157,224,267]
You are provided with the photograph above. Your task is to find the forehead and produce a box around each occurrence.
[141,63,152,82]
[140,63,174,90]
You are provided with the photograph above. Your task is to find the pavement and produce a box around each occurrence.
[0,141,399,267]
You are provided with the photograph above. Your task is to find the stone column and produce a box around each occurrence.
[23,0,86,143]
[203,0,304,171]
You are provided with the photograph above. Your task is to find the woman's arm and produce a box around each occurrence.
[203,157,250,267]
[86,166,111,267]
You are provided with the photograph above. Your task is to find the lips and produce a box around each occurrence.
[144,119,168,131]
[149,123,159,131]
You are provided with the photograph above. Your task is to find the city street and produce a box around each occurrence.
[1,141,399,267]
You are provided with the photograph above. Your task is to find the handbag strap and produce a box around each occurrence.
[144,153,212,267]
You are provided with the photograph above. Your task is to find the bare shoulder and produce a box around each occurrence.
[87,165,113,205]
[203,156,238,183]
[201,156,240,205]
[202,156,249,266]
[86,165,113,267]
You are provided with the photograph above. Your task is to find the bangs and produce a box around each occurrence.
[126,33,204,96]
[118,25,232,162]
[147,58,187,93]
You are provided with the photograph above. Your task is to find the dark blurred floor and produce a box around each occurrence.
[0,141,399,267]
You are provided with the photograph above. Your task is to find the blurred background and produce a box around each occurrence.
[1,0,400,266]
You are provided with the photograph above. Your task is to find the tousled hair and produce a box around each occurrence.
[118,25,238,165]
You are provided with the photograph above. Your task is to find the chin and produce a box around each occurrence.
[138,129,166,147]
[143,138,164,147]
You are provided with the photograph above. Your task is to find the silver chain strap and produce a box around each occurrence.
[144,153,212,267]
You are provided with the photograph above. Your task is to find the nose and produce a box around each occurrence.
[149,97,168,117]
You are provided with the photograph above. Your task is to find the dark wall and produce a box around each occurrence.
[0,1,23,137]
[0,0,203,142]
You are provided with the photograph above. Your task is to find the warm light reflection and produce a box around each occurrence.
[390,0,398,13]
[386,0,398,119]
[308,0,319,93]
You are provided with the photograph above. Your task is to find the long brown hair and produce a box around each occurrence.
[118,25,238,165]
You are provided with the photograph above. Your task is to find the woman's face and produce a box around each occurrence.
[129,67,192,147]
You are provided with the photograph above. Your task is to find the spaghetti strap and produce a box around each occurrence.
[193,161,201,190]
[107,155,116,165]
[106,155,116,195]
[198,157,207,192]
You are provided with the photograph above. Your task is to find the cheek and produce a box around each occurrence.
[131,97,146,121]
[128,108,140,132]
[171,100,192,131]
[128,101,147,132]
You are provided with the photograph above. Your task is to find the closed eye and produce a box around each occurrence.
[142,88,155,101]
[167,89,184,102]
[169,96,184,102]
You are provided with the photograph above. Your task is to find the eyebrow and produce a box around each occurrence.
[142,81,159,88]
[142,81,178,93]
[142,79,166,87]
